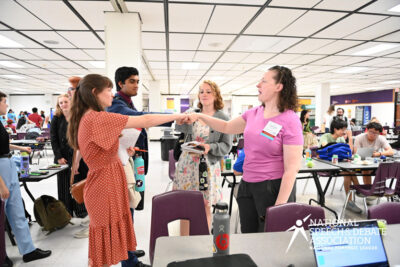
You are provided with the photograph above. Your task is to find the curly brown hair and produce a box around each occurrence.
[67,74,113,149]
[268,65,298,112]
[54,94,69,117]
[197,80,224,111]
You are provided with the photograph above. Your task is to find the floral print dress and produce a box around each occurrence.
[174,122,222,205]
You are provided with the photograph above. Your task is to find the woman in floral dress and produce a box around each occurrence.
[174,80,232,235]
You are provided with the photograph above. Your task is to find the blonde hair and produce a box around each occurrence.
[55,94,69,117]
[197,80,224,110]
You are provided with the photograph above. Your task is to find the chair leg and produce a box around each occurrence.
[234,209,240,234]
[340,182,344,192]
[377,197,381,204]
[340,190,352,219]
[330,177,338,195]
[363,198,368,215]
[302,179,309,195]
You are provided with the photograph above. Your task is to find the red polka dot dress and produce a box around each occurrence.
[78,111,136,267]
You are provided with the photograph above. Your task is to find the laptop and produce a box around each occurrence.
[357,147,374,160]
[309,220,389,267]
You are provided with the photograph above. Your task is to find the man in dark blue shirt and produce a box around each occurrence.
[107,66,170,267]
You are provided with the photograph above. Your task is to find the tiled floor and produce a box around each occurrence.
[6,141,387,266]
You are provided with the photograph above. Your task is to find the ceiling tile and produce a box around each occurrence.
[0,0,50,30]
[230,63,256,71]
[171,0,265,4]
[0,54,12,60]
[53,49,93,60]
[230,36,302,53]
[211,63,234,71]
[51,61,81,69]
[278,11,346,37]
[169,33,202,50]
[219,52,250,63]
[23,49,65,60]
[57,31,104,49]
[198,34,236,51]
[70,1,114,31]
[377,31,400,42]
[126,2,164,31]
[25,60,60,69]
[18,0,87,30]
[169,51,195,61]
[315,0,371,11]
[285,39,334,53]
[144,50,167,61]
[314,14,387,38]
[345,17,400,40]
[206,6,258,34]
[360,0,400,15]
[338,41,400,57]
[245,8,306,35]
[241,53,275,63]
[21,31,75,48]
[169,4,213,32]
[142,33,166,49]
[270,0,321,8]
[83,49,105,61]
[288,54,325,64]
[0,49,40,60]
[193,51,222,62]
[149,61,167,69]
[311,40,363,54]
[0,31,41,48]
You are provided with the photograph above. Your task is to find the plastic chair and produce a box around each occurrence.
[311,126,319,133]
[265,203,325,232]
[368,202,400,224]
[149,190,209,264]
[165,150,176,192]
[352,130,362,136]
[237,138,244,150]
[340,162,400,219]
[16,132,26,140]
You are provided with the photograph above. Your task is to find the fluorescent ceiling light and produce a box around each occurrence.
[352,44,399,56]
[389,4,400,12]
[382,80,400,84]
[181,63,199,70]
[0,35,24,48]
[333,67,369,74]
[89,61,105,68]
[0,61,25,68]
[0,74,25,79]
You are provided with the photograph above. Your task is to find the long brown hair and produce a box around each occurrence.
[197,80,224,111]
[268,65,298,112]
[54,94,69,117]
[67,74,113,149]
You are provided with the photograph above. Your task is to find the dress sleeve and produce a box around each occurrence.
[91,111,128,150]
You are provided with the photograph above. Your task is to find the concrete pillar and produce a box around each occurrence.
[105,12,143,110]
[148,80,162,140]
[315,83,330,128]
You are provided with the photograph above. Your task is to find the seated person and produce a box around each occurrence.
[354,122,394,186]
[233,149,245,176]
[320,119,362,213]
[350,118,362,132]
[364,117,387,136]
[5,119,16,133]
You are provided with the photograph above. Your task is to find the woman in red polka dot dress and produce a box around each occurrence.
[67,74,187,267]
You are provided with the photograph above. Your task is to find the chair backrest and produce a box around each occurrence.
[17,132,26,140]
[237,138,244,150]
[310,146,318,158]
[370,162,400,196]
[368,202,400,224]
[265,203,325,232]
[168,149,176,181]
[149,190,209,263]
[311,126,319,132]
[352,130,362,136]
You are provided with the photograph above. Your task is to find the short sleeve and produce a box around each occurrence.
[380,136,391,149]
[91,111,128,150]
[241,108,252,122]
[282,112,304,146]
[354,135,362,150]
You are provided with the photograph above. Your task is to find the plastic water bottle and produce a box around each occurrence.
[199,155,208,191]
[20,152,30,178]
[213,202,230,256]
[305,146,312,161]
[134,152,145,192]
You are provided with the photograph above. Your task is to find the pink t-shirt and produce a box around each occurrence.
[241,106,303,183]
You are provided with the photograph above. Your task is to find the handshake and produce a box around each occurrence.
[175,113,201,125]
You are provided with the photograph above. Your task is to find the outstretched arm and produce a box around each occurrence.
[189,113,246,134]
[125,113,187,129]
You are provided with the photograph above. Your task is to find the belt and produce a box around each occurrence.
[0,153,12,158]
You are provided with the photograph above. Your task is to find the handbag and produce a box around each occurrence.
[173,132,191,161]
[124,158,141,209]
[69,150,86,204]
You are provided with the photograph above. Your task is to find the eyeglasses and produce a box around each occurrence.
[68,87,76,92]
[367,131,379,136]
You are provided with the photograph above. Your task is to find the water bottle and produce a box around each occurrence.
[134,152,145,192]
[225,154,232,170]
[213,202,230,256]
[20,152,30,178]
[305,146,312,161]
[199,155,208,191]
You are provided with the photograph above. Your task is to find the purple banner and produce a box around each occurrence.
[331,89,393,105]
[180,98,190,113]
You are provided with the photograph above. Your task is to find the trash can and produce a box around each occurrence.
[160,128,178,161]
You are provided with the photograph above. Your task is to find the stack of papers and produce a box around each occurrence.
[118,128,141,165]
[181,141,205,154]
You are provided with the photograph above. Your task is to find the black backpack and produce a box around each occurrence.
[33,195,72,233]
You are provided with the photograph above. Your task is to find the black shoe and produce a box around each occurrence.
[23,248,52,262]
[2,256,13,267]
[133,250,145,258]
[135,261,150,267]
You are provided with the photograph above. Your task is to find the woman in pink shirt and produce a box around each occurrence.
[188,66,303,233]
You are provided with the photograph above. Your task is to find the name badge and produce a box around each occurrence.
[261,121,282,140]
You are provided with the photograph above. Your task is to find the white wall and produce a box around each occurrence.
[8,94,58,117]
[335,103,395,126]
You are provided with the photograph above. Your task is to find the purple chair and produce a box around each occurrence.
[311,126,319,133]
[16,132,26,140]
[165,150,176,191]
[265,203,325,232]
[237,138,244,150]
[368,202,400,224]
[149,190,209,264]
[340,162,400,219]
